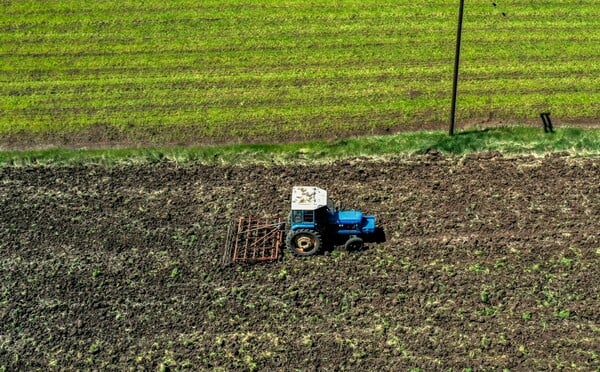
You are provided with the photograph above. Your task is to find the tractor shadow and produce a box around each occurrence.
[323,227,387,254]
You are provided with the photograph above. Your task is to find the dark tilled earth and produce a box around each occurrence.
[0,153,599,370]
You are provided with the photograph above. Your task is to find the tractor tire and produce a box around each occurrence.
[286,229,322,256]
[344,236,364,251]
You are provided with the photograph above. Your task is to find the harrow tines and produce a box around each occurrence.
[223,217,285,265]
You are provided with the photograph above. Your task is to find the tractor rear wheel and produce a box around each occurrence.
[286,229,322,256]
[344,236,364,251]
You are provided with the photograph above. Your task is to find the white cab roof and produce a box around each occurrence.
[291,186,328,210]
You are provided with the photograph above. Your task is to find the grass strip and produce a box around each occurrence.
[0,126,598,167]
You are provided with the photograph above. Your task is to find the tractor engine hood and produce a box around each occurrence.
[336,210,363,225]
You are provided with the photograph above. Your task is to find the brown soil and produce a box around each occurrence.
[1,153,599,370]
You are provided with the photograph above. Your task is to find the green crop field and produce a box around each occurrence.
[1,0,599,148]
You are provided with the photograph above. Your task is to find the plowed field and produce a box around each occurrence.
[1,153,599,370]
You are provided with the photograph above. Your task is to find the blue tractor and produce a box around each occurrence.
[286,186,377,256]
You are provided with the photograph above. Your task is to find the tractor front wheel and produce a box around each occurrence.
[286,229,322,256]
[344,236,364,251]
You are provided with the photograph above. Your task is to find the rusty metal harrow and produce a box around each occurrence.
[223,217,285,264]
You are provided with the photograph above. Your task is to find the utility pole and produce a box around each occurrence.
[449,0,465,136]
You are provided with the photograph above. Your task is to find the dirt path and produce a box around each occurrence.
[1,153,598,369]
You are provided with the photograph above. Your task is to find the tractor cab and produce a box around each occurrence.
[287,186,376,256]
[289,186,332,230]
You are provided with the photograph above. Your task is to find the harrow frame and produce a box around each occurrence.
[223,217,285,264]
